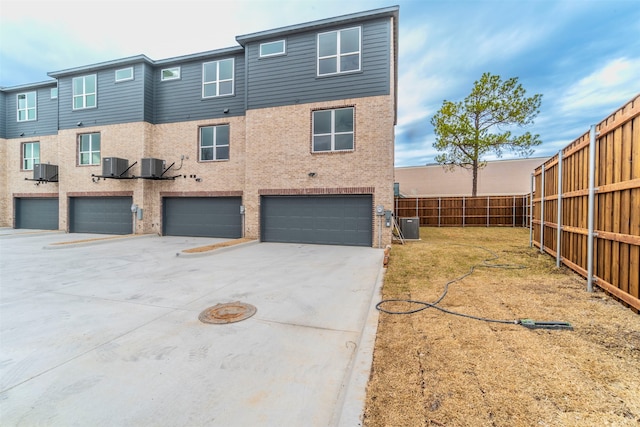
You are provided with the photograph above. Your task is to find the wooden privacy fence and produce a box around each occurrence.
[531,94,640,311]
[395,195,529,227]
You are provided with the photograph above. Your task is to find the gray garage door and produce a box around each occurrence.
[69,197,133,235]
[163,197,242,238]
[261,195,373,247]
[14,197,59,230]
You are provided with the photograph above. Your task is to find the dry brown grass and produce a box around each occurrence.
[364,227,640,427]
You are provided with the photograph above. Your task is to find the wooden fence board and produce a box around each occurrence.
[532,94,640,312]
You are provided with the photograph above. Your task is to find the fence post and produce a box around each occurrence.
[462,196,466,227]
[438,197,441,227]
[556,150,563,267]
[415,197,418,218]
[529,174,534,247]
[487,196,490,227]
[587,125,597,292]
[540,164,545,253]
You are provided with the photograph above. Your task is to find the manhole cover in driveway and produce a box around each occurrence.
[198,302,257,324]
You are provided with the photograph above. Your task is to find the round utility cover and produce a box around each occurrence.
[198,302,257,324]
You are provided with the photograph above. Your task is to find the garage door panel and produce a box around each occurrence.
[15,198,59,230]
[261,195,372,247]
[69,197,133,235]
[163,197,242,238]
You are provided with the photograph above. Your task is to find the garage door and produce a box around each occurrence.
[261,195,372,247]
[163,197,242,238]
[14,197,59,230]
[69,197,133,234]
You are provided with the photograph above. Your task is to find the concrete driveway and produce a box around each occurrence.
[0,229,384,426]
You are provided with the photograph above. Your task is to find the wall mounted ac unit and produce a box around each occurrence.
[102,157,129,177]
[34,164,59,181]
[141,158,164,178]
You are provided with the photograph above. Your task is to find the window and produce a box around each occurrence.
[115,67,133,82]
[317,27,361,76]
[72,75,97,109]
[202,59,234,97]
[22,142,40,170]
[260,40,286,57]
[312,107,354,152]
[161,67,180,81]
[17,92,37,121]
[199,125,229,161]
[51,87,58,99]
[79,133,101,165]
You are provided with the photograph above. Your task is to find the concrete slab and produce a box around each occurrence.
[0,233,383,426]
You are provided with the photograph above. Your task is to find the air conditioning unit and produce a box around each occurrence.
[141,158,165,178]
[34,164,58,181]
[102,157,129,177]
[399,217,420,240]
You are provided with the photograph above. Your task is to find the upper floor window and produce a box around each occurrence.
[161,67,180,81]
[22,142,40,170]
[51,87,58,99]
[73,75,97,110]
[199,124,229,161]
[79,133,101,165]
[312,107,354,152]
[202,59,234,97]
[17,92,37,121]
[115,67,134,82]
[317,27,361,76]
[260,40,286,57]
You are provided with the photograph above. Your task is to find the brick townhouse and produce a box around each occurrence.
[0,6,398,247]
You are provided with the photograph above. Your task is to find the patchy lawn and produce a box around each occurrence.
[364,227,640,427]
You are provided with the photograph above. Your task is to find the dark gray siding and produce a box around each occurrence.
[245,18,391,110]
[153,52,246,124]
[143,64,155,123]
[5,85,58,139]
[0,91,6,138]
[58,63,146,130]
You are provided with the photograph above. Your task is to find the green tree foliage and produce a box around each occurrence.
[431,73,542,196]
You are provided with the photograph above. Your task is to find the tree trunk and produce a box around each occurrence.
[472,159,478,197]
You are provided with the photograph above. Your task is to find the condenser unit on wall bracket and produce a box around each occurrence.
[24,163,59,183]
[92,157,137,180]
[135,158,182,180]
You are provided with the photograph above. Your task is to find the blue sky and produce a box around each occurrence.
[1,0,639,167]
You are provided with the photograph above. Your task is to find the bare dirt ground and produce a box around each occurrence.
[364,227,640,427]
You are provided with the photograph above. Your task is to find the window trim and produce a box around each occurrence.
[316,26,362,77]
[72,74,97,110]
[17,91,37,122]
[161,67,181,81]
[311,106,355,153]
[115,67,134,82]
[21,141,40,171]
[199,124,230,162]
[78,132,101,166]
[202,58,235,98]
[51,87,58,99]
[259,39,286,58]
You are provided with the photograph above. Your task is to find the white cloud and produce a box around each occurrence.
[559,57,640,113]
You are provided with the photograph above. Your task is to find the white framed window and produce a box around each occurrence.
[22,142,40,170]
[115,67,134,82]
[312,107,354,152]
[317,26,361,76]
[72,75,97,109]
[17,92,37,121]
[161,67,180,81]
[51,87,58,99]
[79,133,101,165]
[202,59,234,97]
[199,124,230,161]
[259,40,286,57]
